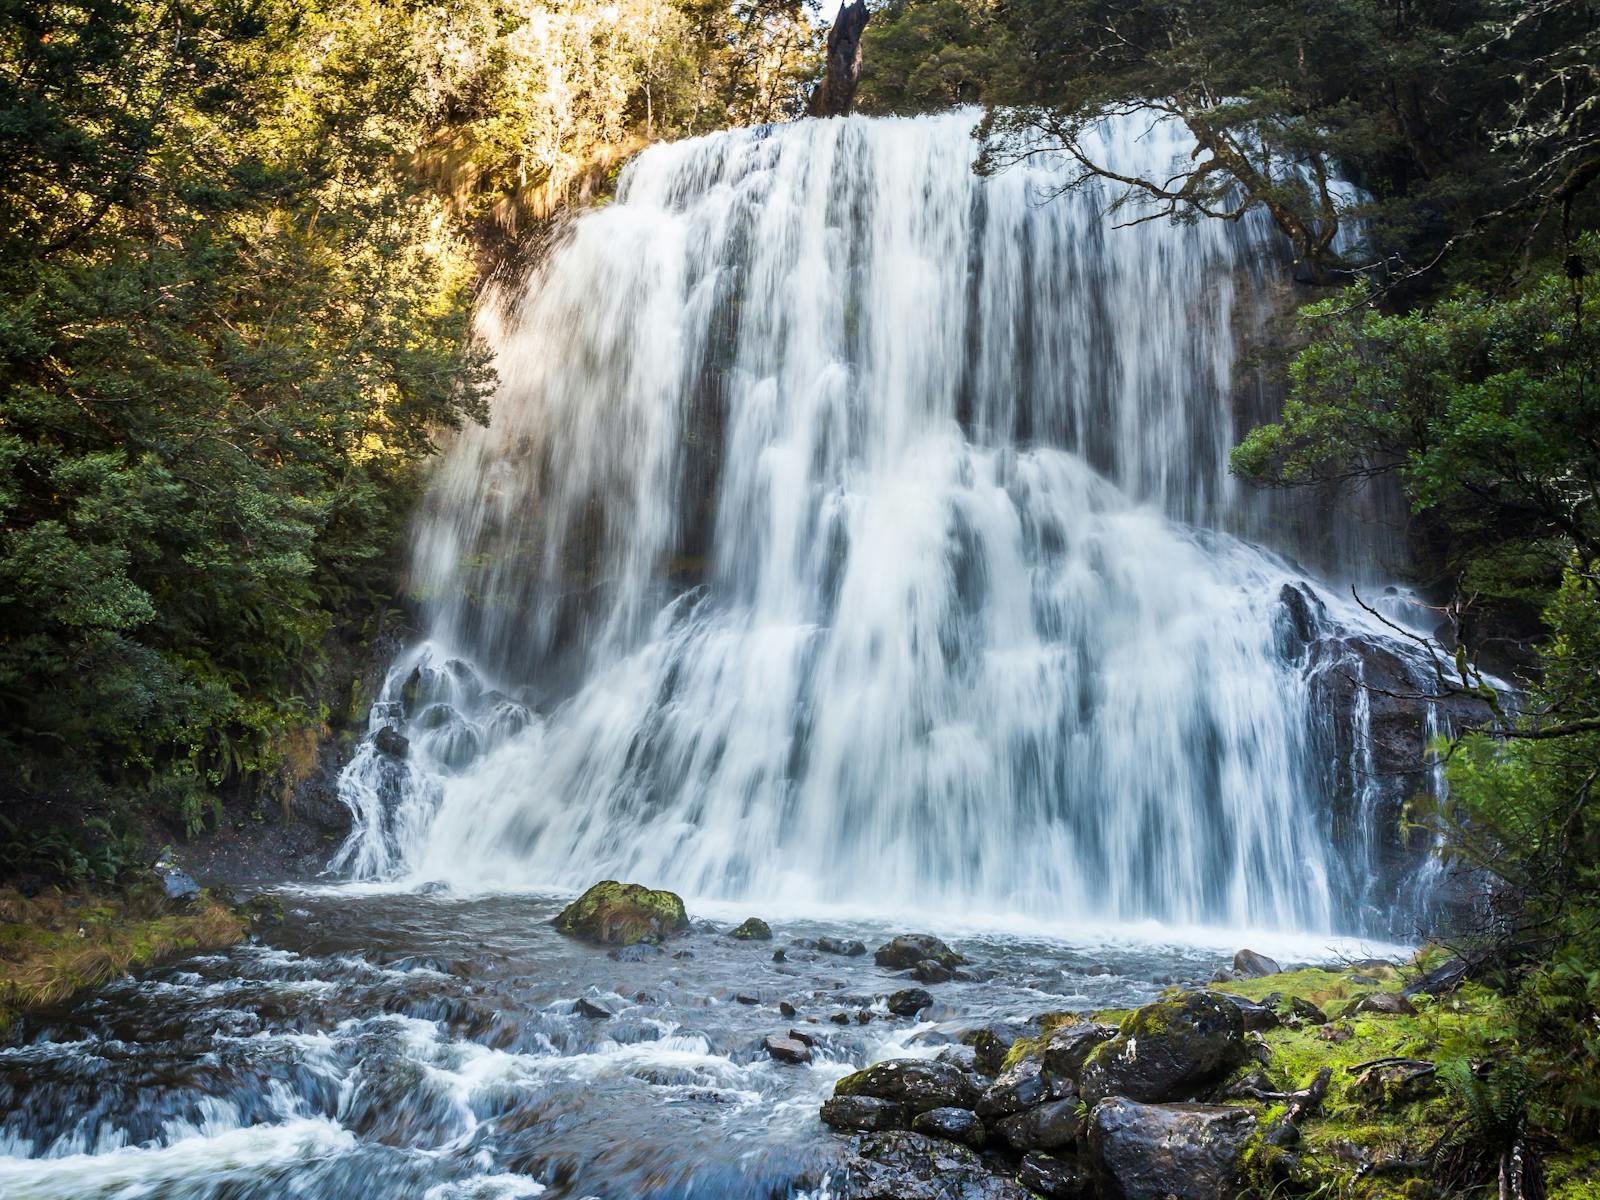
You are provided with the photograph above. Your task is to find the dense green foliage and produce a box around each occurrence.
[0,0,494,844]
[1234,247,1599,617]
[854,0,1015,114]
[0,0,822,867]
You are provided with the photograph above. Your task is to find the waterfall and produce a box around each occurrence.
[335,110,1440,935]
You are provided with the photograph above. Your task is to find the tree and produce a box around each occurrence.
[1232,242,1599,623]
[974,0,1597,286]
[0,0,492,839]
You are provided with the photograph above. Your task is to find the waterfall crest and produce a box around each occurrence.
[335,111,1433,935]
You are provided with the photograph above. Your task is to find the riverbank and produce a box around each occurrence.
[0,886,247,1036]
[819,945,1600,1199]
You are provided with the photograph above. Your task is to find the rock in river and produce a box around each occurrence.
[888,987,935,1016]
[764,1033,812,1064]
[551,880,689,946]
[730,917,772,940]
[1040,1022,1117,1083]
[833,1058,980,1114]
[976,1057,1048,1119]
[1078,993,1246,1103]
[996,1098,1084,1151]
[874,934,967,970]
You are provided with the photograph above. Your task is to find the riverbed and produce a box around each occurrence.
[0,888,1397,1199]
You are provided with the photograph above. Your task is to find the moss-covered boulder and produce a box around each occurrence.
[1078,992,1246,1103]
[729,917,771,940]
[551,881,688,946]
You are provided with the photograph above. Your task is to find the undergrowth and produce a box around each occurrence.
[0,887,245,1034]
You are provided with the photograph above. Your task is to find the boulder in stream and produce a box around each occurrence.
[977,1057,1048,1119]
[730,917,772,940]
[1040,1022,1118,1083]
[764,1033,813,1064]
[888,987,935,1016]
[551,881,689,946]
[874,934,966,970]
[372,725,409,759]
[1018,1151,1094,1198]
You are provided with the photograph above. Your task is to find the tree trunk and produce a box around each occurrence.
[806,1,869,118]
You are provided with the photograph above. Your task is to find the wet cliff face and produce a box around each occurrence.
[330,110,1458,939]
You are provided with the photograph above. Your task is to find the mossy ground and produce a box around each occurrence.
[1209,961,1595,1199]
[1003,954,1598,1199]
[0,886,245,1034]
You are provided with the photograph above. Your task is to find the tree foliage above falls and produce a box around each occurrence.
[861,0,1599,287]
[0,0,822,864]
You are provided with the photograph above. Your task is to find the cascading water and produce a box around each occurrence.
[336,110,1438,936]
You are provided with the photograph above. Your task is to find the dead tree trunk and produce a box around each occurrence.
[806,1,870,118]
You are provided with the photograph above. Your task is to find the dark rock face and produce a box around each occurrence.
[1087,1098,1257,1200]
[729,917,772,941]
[977,1058,1049,1119]
[909,1106,986,1148]
[818,936,868,957]
[1287,996,1328,1025]
[1277,581,1494,931]
[997,1098,1084,1152]
[1079,993,1246,1103]
[373,725,410,758]
[764,1033,813,1064]
[1018,1152,1094,1198]
[822,1096,906,1132]
[805,0,870,119]
[1041,1022,1117,1082]
[551,881,689,946]
[833,1059,980,1114]
[889,987,935,1016]
[1404,955,1474,997]
[936,1044,979,1072]
[1213,992,1280,1032]
[572,996,615,1019]
[1354,991,1417,1016]
[841,1132,1031,1200]
[875,934,966,971]
[153,856,200,904]
[1232,949,1280,978]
